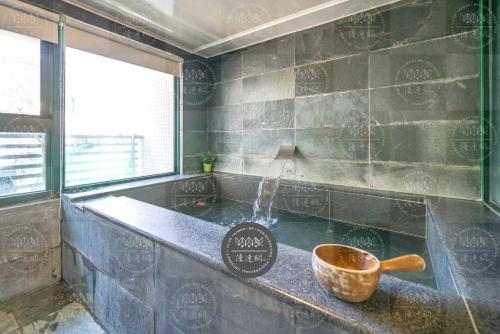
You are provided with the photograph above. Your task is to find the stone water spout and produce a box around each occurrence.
[274,146,296,160]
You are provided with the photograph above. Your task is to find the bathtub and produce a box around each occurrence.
[61,173,475,334]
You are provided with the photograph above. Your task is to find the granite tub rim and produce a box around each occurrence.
[65,195,474,334]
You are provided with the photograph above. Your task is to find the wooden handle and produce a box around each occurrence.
[379,254,426,273]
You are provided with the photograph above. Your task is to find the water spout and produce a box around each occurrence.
[274,146,295,160]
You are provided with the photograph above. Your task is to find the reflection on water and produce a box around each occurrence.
[173,198,436,288]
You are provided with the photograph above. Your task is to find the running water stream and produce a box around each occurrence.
[249,160,289,226]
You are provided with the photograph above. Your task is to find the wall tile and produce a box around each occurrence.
[294,22,336,65]
[371,122,480,166]
[242,36,294,77]
[274,183,330,219]
[243,157,295,179]
[206,79,243,107]
[295,159,368,188]
[242,129,294,157]
[330,191,426,236]
[154,244,223,334]
[94,270,154,334]
[210,51,242,83]
[184,106,207,132]
[295,54,368,97]
[62,200,93,257]
[197,0,481,199]
[243,68,295,103]
[243,99,294,129]
[369,32,479,88]
[332,53,369,92]
[296,90,368,129]
[370,77,480,124]
[0,247,60,303]
[155,244,294,334]
[115,184,168,209]
[183,131,207,156]
[208,131,242,155]
[62,242,94,311]
[368,163,480,200]
[296,125,368,162]
[426,213,459,295]
[89,217,155,307]
[212,154,242,174]
[216,174,260,203]
[0,200,60,259]
[370,0,475,51]
[208,104,243,131]
[183,156,202,174]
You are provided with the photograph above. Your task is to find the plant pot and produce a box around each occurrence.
[203,163,212,173]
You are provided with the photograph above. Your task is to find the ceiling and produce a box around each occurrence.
[63,0,400,58]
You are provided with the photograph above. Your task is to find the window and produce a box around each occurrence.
[0,29,47,197]
[64,47,176,187]
[0,29,40,116]
[0,5,180,201]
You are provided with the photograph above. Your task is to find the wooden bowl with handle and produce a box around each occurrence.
[312,244,426,302]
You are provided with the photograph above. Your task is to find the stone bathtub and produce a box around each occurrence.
[61,173,499,333]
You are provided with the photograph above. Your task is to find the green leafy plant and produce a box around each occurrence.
[201,150,217,164]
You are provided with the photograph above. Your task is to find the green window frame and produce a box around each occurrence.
[0,13,181,204]
[61,47,181,193]
[0,29,62,205]
[483,0,500,214]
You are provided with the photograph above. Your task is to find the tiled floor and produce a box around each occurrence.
[0,282,105,334]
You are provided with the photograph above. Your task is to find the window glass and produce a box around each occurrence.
[0,29,45,197]
[64,47,175,187]
[0,29,40,115]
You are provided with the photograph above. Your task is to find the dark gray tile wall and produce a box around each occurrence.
[215,173,426,237]
[204,0,481,200]
[182,56,212,174]
[0,200,61,302]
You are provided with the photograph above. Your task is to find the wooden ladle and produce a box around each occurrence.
[312,244,426,302]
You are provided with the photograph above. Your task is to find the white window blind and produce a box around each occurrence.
[0,0,59,44]
[65,17,182,76]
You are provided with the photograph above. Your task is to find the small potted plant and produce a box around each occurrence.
[201,150,216,173]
